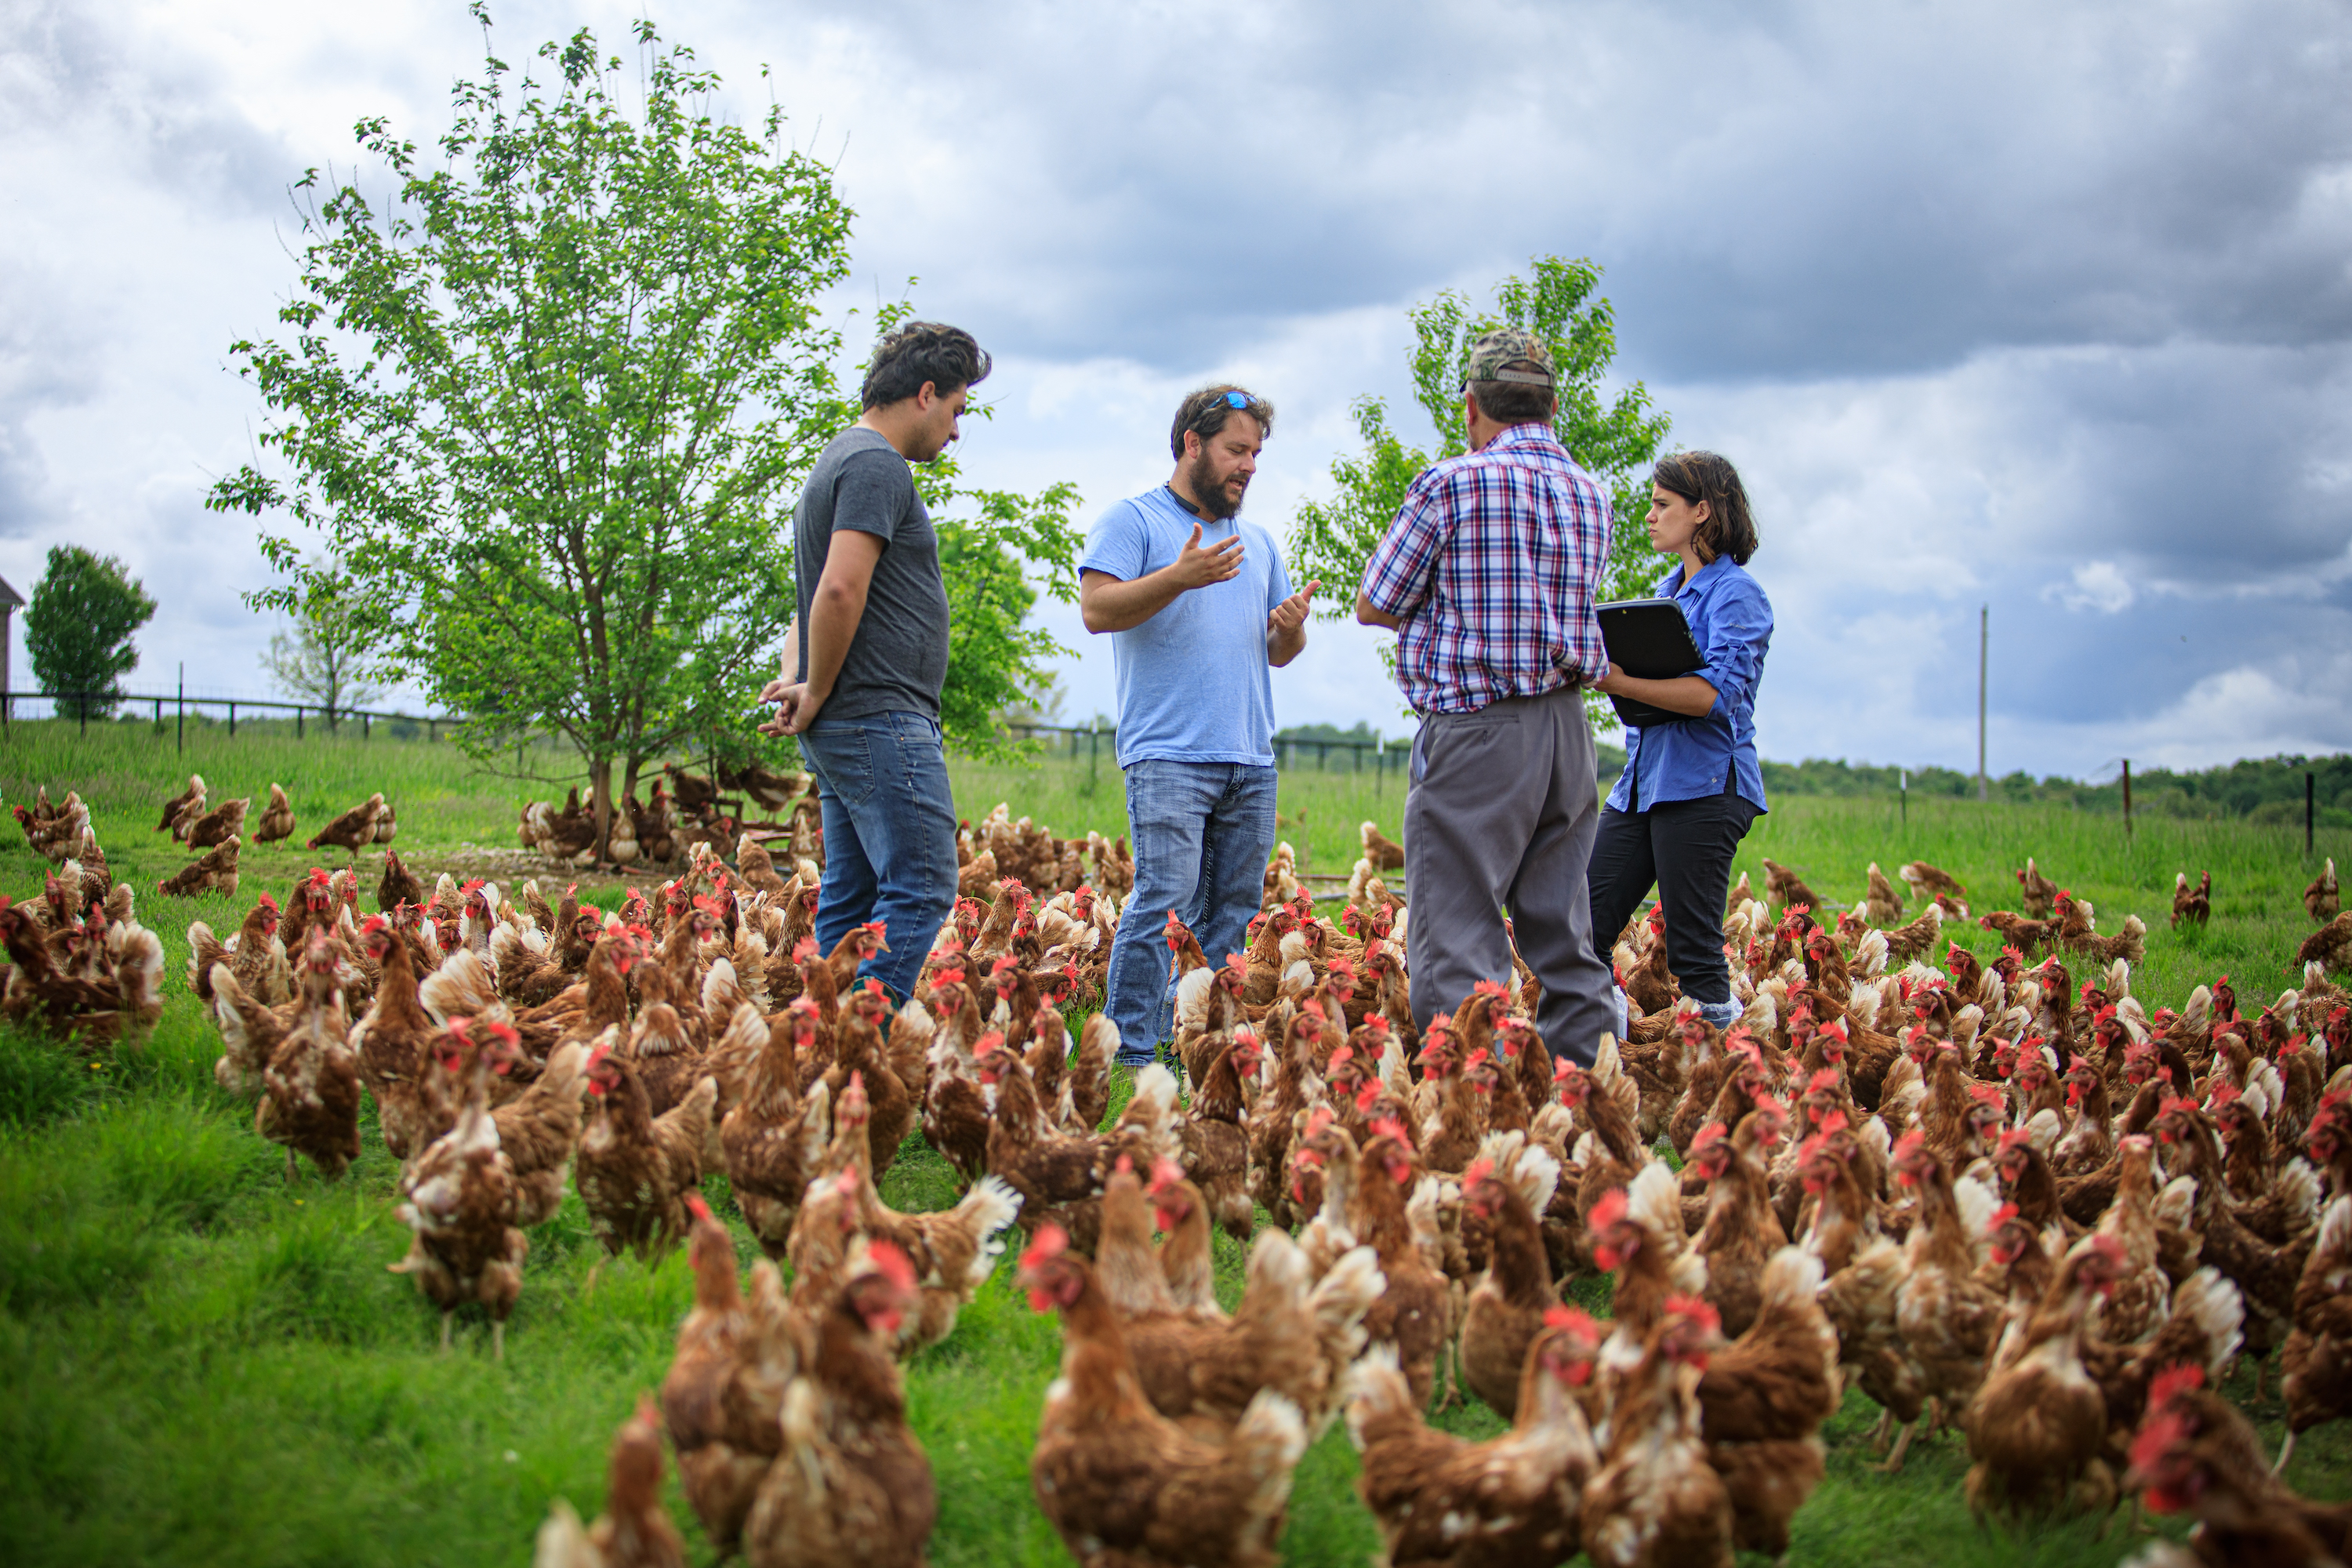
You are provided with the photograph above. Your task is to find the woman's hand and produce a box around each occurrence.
[1591,662,1720,717]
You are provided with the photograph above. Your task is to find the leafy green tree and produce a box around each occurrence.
[927,476,1083,760]
[207,13,1000,855]
[24,546,157,720]
[213,13,1080,845]
[259,564,378,731]
[1288,257,1674,724]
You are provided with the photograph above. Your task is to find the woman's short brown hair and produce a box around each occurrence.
[1651,451,1759,566]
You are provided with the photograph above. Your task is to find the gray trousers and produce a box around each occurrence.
[1403,684,1615,1068]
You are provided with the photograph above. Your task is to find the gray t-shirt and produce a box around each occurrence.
[793,426,949,722]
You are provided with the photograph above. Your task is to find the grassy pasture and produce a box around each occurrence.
[0,718,2345,1566]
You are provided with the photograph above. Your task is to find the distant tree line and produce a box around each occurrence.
[1274,721,1385,745]
[1274,720,1628,783]
[1759,753,2352,828]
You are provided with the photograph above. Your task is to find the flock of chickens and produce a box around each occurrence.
[519,760,829,870]
[7,766,2352,1567]
[0,775,397,1041]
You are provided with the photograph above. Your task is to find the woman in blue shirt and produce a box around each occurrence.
[1587,452,1772,1034]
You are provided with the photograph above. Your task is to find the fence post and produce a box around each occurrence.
[363,713,370,742]
[428,718,436,743]
[228,702,235,739]
[79,695,87,737]
[2310,771,2318,858]
[2122,758,2132,839]
[176,664,183,755]
[296,706,303,739]
[154,696,162,731]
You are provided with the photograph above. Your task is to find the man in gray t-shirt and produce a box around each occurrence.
[789,428,949,720]
[758,321,989,1001]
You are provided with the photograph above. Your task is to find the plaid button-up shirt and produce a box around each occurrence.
[1360,423,1613,716]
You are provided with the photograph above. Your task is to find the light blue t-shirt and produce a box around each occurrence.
[1080,486,1293,768]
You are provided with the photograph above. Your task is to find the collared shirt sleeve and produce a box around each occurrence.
[1079,498,1150,581]
[1694,572,1772,720]
[1360,469,1451,619]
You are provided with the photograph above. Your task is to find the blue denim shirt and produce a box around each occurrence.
[1605,555,1772,815]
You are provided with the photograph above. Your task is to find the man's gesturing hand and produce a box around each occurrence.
[1268,579,1319,638]
[1169,522,1244,590]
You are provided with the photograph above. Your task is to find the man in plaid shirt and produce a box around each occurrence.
[1355,328,1618,1067]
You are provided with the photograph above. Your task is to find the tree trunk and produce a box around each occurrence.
[590,753,615,864]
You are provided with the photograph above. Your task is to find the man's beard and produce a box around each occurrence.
[1185,452,1246,520]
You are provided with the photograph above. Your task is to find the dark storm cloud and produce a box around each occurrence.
[1600,2,2352,380]
[2015,342,2352,585]
[780,0,2352,383]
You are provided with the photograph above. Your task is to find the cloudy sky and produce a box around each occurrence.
[3,0,2348,776]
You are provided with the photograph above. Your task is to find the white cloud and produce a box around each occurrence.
[2052,561,2137,614]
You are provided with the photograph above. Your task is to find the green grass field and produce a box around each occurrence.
[1,719,2344,1566]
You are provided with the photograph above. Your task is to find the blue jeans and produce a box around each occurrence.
[1102,760,1278,1064]
[795,710,958,1004]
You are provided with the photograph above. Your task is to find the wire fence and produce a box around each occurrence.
[0,697,1415,807]
[4,688,462,742]
[1003,720,1409,793]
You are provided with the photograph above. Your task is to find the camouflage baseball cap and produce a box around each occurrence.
[1462,328,1556,387]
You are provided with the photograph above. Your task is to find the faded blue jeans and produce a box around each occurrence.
[796,710,959,1004]
[1102,760,1279,1065]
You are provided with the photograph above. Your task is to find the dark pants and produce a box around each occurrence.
[1585,784,1760,1010]
[1404,685,1615,1068]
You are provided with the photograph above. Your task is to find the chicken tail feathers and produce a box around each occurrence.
[1238,1225,1312,1317]
[953,1174,1024,1287]
[532,1498,593,1568]
[1341,1343,1415,1450]
[1226,1386,1308,1526]
[2164,1266,2245,1378]
[2274,1158,2325,1236]
[655,1076,719,1176]
[209,965,270,1091]
[1309,1243,1385,1342]
[419,947,501,1024]
[1758,1244,1827,1318]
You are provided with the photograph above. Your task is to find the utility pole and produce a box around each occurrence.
[1976,604,1988,802]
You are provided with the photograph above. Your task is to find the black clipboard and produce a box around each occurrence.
[1597,597,1704,728]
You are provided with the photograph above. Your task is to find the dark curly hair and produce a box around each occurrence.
[861,321,991,410]
[1651,450,1759,566]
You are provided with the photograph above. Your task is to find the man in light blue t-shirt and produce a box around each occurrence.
[1079,385,1318,1065]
